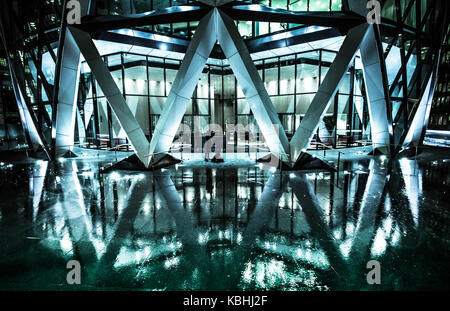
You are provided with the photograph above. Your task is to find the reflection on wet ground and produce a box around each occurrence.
[0,147,449,290]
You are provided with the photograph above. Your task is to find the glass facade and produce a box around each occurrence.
[80,48,366,150]
[0,0,447,153]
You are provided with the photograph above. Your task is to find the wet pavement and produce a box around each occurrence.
[0,147,449,290]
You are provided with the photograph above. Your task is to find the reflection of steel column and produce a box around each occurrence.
[241,174,288,245]
[290,23,369,165]
[290,174,348,278]
[153,171,197,245]
[397,159,421,230]
[56,163,97,264]
[154,170,214,289]
[228,174,288,288]
[29,161,49,222]
[99,177,147,266]
[349,160,386,264]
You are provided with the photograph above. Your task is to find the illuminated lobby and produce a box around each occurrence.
[0,0,449,291]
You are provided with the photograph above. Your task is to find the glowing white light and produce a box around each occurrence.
[135,251,142,262]
[289,173,296,179]
[268,81,277,93]
[371,228,387,257]
[144,246,151,257]
[280,79,288,91]
[242,262,253,283]
[125,78,134,90]
[237,232,242,244]
[110,172,120,181]
[304,77,313,90]
[164,257,180,269]
[81,171,94,178]
[60,234,72,253]
[270,167,277,173]
[137,79,145,90]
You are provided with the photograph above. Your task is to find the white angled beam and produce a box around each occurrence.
[360,25,393,155]
[402,55,440,148]
[148,10,217,164]
[290,23,369,164]
[54,1,90,157]
[69,26,152,167]
[54,29,82,156]
[216,9,290,161]
[290,174,348,272]
[10,65,49,155]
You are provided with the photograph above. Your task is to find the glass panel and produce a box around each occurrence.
[339,71,351,95]
[280,56,295,95]
[272,0,288,9]
[289,0,307,11]
[97,97,109,136]
[148,61,164,96]
[321,50,337,63]
[296,93,315,114]
[237,99,250,115]
[297,63,319,93]
[385,46,402,86]
[149,96,165,115]
[172,23,189,38]
[264,60,279,96]
[237,21,252,38]
[127,95,150,135]
[255,22,269,36]
[124,54,148,96]
[272,95,295,113]
[153,0,170,10]
[133,0,151,13]
[331,0,342,11]
[381,0,396,21]
[309,0,330,11]
[336,95,349,137]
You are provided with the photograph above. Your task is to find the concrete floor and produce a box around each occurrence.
[0,147,449,290]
